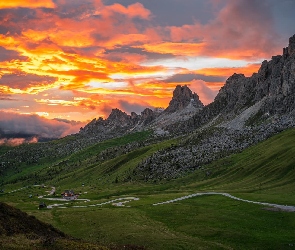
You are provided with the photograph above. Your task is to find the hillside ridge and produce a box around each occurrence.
[1,34,295,184]
[80,84,204,138]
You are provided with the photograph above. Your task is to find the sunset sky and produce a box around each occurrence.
[0,0,295,142]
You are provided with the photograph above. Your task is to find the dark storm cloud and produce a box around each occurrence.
[0,8,37,35]
[104,45,175,61]
[0,47,28,61]
[118,100,152,114]
[164,73,226,83]
[53,0,94,20]
[269,0,295,39]
[105,0,214,26]
[0,72,57,89]
[0,111,84,140]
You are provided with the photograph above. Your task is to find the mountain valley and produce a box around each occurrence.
[1,34,295,250]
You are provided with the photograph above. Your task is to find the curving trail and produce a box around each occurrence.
[153,192,295,212]
[5,185,295,212]
[45,197,139,209]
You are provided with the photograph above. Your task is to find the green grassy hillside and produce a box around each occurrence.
[0,130,153,186]
[0,201,109,250]
[1,128,295,249]
[182,127,295,204]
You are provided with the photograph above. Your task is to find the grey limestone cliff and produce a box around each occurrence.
[164,85,204,113]
[79,84,204,139]
[167,34,295,134]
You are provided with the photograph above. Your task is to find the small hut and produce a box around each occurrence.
[39,202,47,209]
[61,190,77,200]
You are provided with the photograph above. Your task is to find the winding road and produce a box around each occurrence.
[4,185,295,212]
[153,192,295,212]
[44,197,139,209]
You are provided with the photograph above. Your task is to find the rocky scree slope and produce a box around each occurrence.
[168,34,295,134]
[133,34,295,180]
[133,116,294,181]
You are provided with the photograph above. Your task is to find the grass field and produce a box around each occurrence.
[1,128,295,249]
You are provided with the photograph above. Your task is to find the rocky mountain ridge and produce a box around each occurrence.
[81,34,295,137]
[1,34,295,183]
[132,34,295,180]
[165,34,295,134]
[80,85,203,138]
[0,85,203,178]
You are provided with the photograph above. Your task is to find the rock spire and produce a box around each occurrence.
[165,85,204,113]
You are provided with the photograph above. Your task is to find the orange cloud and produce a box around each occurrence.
[108,63,166,77]
[87,94,170,118]
[101,2,151,19]
[188,80,218,105]
[102,34,150,49]
[0,137,38,146]
[0,0,285,133]
[165,1,281,60]
[203,82,225,91]
[196,63,261,78]
[0,0,55,9]
[141,42,204,56]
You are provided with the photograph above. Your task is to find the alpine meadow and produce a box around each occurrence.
[1,1,295,249]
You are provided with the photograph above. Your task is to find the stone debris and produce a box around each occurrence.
[133,114,295,181]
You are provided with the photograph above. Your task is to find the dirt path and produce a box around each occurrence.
[45,197,139,209]
[7,185,295,212]
[153,192,295,212]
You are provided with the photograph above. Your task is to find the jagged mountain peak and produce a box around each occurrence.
[165,85,204,113]
[167,33,295,134]
[107,108,129,121]
[284,33,295,57]
[79,84,204,139]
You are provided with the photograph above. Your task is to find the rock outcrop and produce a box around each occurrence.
[133,34,295,180]
[167,34,295,134]
[284,34,295,56]
[79,85,204,139]
[141,108,156,126]
[165,85,203,113]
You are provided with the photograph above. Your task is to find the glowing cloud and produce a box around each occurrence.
[0,0,292,138]
[0,0,56,9]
